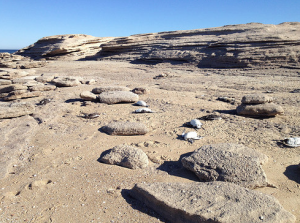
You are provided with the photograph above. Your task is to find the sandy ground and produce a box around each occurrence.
[0,60,300,222]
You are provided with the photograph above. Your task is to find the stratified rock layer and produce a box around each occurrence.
[0,102,35,119]
[130,182,296,223]
[16,23,300,68]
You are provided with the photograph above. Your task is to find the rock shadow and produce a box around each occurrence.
[121,189,169,223]
[213,109,237,115]
[65,98,85,103]
[96,149,112,163]
[157,152,199,182]
[284,165,300,184]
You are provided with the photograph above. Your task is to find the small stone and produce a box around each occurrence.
[85,79,96,85]
[132,87,150,95]
[236,103,284,117]
[100,144,149,169]
[80,91,97,101]
[101,121,148,136]
[99,91,139,104]
[241,94,273,104]
[35,75,55,83]
[92,86,130,94]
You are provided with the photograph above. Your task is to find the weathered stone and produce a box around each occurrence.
[4,91,41,101]
[181,143,268,188]
[241,94,273,104]
[35,75,55,83]
[80,91,97,101]
[0,84,28,93]
[236,103,284,117]
[130,182,296,223]
[52,77,81,87]
[99,91,139,104]
[100,144,149,169]
[12,78,38,86]
[0,79,12,85]
[28,84,56,91]
[0,102,35,119]
[102,121,148,136]
[0,69,29,79]
[132,87,150,95]
[92,86,130,94]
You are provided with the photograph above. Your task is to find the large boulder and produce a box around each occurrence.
[100,144,149,169]
[236,103,284,117]
[0,102,35,119]
[99,91,139,104]
[101,121,148,136]
[130,182,296,223]
[181,143,269,188]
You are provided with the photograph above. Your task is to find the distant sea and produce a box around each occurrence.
[0,49,19,54]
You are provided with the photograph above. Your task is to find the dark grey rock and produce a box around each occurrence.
[100,144,149,169]
[102,121,148,136]
[181,143,269,188]
[130,181,296,223]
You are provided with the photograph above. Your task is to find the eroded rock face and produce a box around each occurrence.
[130,182,296,223]
[15,23,300,68]
[101,122,148,136]
[181,143,268,188]
[99,91,139,104]
[100,144,149,169]
[0,102,35,119]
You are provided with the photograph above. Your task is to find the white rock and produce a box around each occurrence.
[181,131,202,143]
[134,108,153,113]
[190,119,202,129]
[135,100,148,107]
[282,137,300,147]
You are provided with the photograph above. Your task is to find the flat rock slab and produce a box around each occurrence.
[80,91,97,101]
[0,84,28,93]
[130,182,296,223]
[0,79,12,85]
[4,91,41,101]
[241,94,273,104]
[102,122,148,136]
[92,86,130,94]
[100,144,149,169]
[0,102,35,119]
[99,91,139,104]
[28,84,56,91]
[181,143,268,188]
[52,77,81,87]
[236,103,284,117]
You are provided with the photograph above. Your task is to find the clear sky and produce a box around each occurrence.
[1,0,299,49]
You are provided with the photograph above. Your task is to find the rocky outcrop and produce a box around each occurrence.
[130,182,296,223]
[15,34,115,60]
[15,22,300,68]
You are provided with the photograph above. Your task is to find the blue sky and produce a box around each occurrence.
[0,0,299,49]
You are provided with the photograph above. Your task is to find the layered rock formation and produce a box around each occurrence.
[15,22,300,68]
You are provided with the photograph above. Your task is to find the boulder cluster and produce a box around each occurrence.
[0,52,47,69]
[236,94,284,117]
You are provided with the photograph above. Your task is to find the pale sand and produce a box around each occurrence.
[0,60,299,222]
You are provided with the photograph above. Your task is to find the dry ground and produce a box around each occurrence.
[0,61,300,222]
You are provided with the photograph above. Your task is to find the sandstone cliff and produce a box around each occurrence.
[16,22,300,68]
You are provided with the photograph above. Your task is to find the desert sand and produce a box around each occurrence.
[0,60,299,222]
